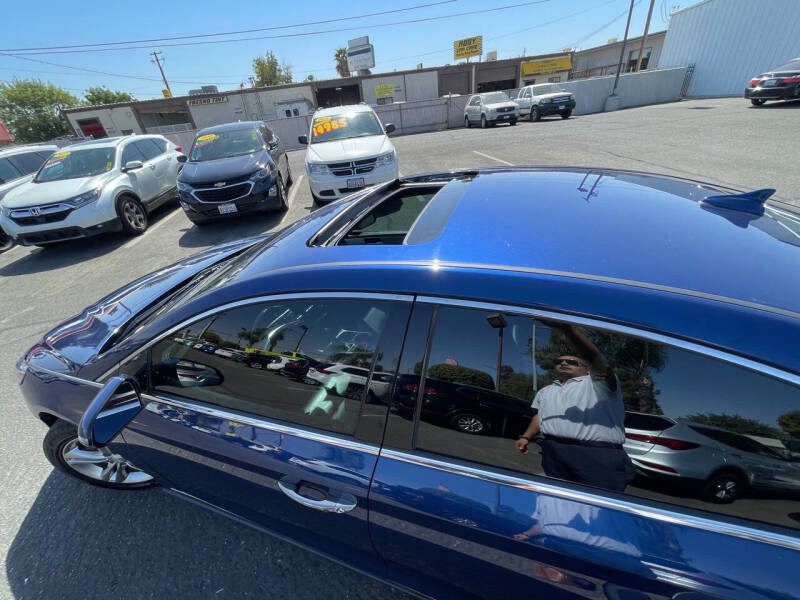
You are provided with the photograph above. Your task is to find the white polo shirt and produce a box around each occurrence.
[531,374,626,444]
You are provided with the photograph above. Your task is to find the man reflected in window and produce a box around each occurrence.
[515,325,634,491]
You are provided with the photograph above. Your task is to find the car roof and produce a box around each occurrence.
[197,121,262,135]
[314,105,374,117]
[0,144,58,157]
[64,136,136,149]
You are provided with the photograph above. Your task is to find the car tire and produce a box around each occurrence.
[0,228,14,254]
[480,114,487,129]
[510,118,517,126]
[43,419,155,489]
[750,99,766,106]
[117,195,148,236]
[531,106,541,121]
[560,110,572,119]
[464,115,470,128]
[450,412,489,435]
[701,471,743,504]
[276,175,288,211]
[286,162,294,186]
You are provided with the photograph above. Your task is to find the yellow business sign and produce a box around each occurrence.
[374,83,394,98]
[453,36,483,60]
[521,56,573,77]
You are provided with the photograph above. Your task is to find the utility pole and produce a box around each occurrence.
[611,0,636,96]
[150,51,172,97]
[635,0,657,72]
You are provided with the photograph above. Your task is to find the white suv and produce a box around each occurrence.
[299,105,398,203]
[0,135,182,247]
[0,144,58,251]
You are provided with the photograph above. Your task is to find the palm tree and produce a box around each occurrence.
[334,48,350,78]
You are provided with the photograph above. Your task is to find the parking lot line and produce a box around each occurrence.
[289,174,304,206]
[472,151,514,166]
[121,206,183,250]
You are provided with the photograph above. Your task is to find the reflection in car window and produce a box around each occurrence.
[480,92,510,104]
[121,143,145,166]
[0,158,22,184]
[310,111,383,144]
[135,139,161,161]
[150,299,394,435]
[411,306,800,531]
[35,148,116,182]
[339,189,437,246]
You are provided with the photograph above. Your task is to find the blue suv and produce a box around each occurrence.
[17,168,800,600]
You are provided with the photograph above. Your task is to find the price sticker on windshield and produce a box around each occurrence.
[44,151,70,168]
[312,117,348,137]
[194,133,219,148]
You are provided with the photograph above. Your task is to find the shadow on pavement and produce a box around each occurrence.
[6,471,411,600]
[177,210,288,249]
[753,99,800,109]
[0,202,179,277]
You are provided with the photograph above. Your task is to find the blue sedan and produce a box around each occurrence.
[17,168,800,599]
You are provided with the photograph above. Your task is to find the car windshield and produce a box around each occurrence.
[773,58,800,72]
[190,128,262,161]
[310,111,383,144]
[34,148,115,182]
[481,92,510,104]
[532,84,563,95]
[0,157,23,185]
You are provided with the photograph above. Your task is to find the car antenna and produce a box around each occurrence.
[700,189,776,215]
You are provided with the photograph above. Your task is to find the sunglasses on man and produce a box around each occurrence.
[555,358,583,366]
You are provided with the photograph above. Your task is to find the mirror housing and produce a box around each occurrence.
[385,123,396,134]
[78,376,143,448]
[176,154,188,163]
[298,135,308,145]
[123,160,143,172]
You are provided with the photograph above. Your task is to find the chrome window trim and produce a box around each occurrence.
[29,364,104,389]
[98,291,414,383]
[141,393,380,456]
[416,295,800,386]
[379,448,800,552]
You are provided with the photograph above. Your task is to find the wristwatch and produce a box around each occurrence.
[518,436,530,441]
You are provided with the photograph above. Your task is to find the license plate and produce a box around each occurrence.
[347,178,365,189]
[218,203,237,214]
[558,105,565,110]
[763,79,777,87]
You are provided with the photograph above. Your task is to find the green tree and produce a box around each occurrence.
[334,47,350,78]
[84,86,135,106]
[306,74,315,81]
[778,411,800,439]
[252,51,293,87]
[426,363,495,390]
[0,79,79,143]
[687,413,783,438]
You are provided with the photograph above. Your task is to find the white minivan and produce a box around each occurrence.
[299,105,398,203]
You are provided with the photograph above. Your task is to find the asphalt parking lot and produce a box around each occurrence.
[1,97,798,600]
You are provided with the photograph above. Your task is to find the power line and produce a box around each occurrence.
[7,0,556,56]
[0,1,458,52]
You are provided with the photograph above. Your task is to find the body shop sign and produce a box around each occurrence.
[454,36,482,60]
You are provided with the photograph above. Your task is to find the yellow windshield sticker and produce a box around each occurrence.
[312,117,348,137]
[106,161,113,170]
[194,133,219,148]
[44,151,70,167]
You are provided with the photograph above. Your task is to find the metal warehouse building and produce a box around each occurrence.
[658,0,800,97]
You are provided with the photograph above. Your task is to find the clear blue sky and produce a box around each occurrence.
[0,0,676,99]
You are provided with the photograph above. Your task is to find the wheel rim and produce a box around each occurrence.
[61,439,153,485]
[456,415,484,433]
[713,478,737,500]
[481,116,486,128]
[123,200,146,231]
[532,108,538,120]
[279,178,287,206]
[251,362,263,369]
[465,117,469,127]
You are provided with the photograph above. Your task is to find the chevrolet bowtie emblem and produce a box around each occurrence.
[214,182,226,187]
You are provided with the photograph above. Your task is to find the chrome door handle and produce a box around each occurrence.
[278,480,357,513]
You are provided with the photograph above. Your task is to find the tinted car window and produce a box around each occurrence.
[121,143,146,165]
[412,306,800,531]
[151,298,395,435]
[8,151,48,175]
[135,139,161,161]
[0,158,22,184]
[150,138,167,153]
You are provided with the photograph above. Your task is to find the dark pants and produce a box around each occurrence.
[541,439,635,492]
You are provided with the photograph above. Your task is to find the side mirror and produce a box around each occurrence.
[177,155,188,163]
[298,135,308,145]
[269,140,279,150]
[385,123,396,134]
[123,160,143,172]
[78,376,143,448]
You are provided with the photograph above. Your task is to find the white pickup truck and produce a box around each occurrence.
[515,83,576,122]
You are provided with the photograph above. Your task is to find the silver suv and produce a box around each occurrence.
[464,92,520,128]
[0,135,181,247]
[516,83,576,121]
[0,144,58,252]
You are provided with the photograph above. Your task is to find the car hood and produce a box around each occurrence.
[0,174,34,203]
[3,173,113,208]
[38,235,266,370]
[484,102,519,111]
[306,135,392,163]
[538,92,573,100]
[178,152,264,184]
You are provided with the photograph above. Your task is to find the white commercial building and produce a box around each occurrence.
[658,0,800,97]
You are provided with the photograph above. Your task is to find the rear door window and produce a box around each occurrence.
[121,143,146,165]
[135,139,161,161]
[0,158,22,184]
[8,151,48,175]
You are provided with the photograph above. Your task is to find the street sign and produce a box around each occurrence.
[520,55,572,77]
[347,44,375,72]
[453,36,482,61]
[486,51,498,62]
